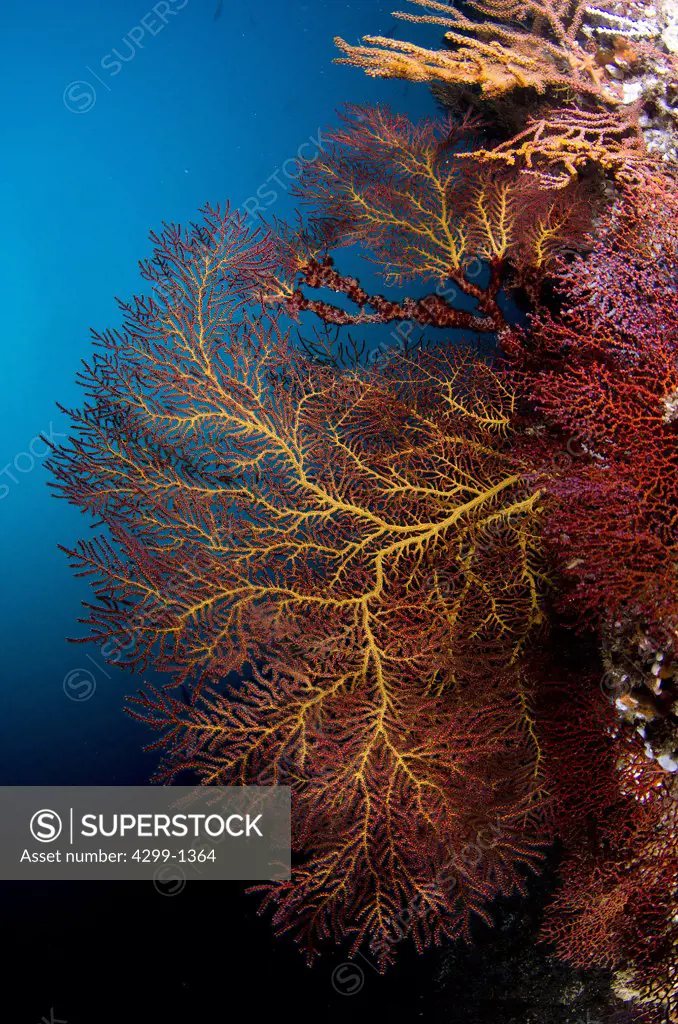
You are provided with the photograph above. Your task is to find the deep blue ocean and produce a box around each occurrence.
[0,3,476,1020]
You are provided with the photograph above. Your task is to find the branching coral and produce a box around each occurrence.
[48,204,547,682]
[457,106,658,187]
[265,105,593,332]
[131,668,548,965]
[47,205,551,961]
[335,0,622,101]
[47,1,678,1006]
[503,177,678,647]
[540,674,678,1023]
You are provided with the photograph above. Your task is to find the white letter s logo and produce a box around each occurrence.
[30,809,63,843]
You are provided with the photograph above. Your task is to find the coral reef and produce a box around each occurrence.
[336,0,678,168]
[47,2,678,1021]
[582,0,678,161]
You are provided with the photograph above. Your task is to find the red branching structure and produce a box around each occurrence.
[538,670,678,1023]
[47,202,551,963]
[266,105,593,333]
[44,82,677,1016]
[502,178,678,1021]
[503,177,678,645]
[546,772,677,1023]
[132,672,548,965]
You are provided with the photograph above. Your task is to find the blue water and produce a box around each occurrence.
[0,0,440,787]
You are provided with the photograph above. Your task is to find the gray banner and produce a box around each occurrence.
[0,786,290,881]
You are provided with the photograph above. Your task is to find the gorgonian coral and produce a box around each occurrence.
[334,0,622,101]
[539,670,678,1024]
[46,4,678,1010]
[131,670,547,966]
[503,176,678,647]
[266,105,593,333]
[49,203,547,682]
[502,176,678,1021]
[47,203,550,963]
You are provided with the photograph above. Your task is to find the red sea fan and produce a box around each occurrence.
[130,666,548,967]
[503,178,678,643]
[47,201,550,963]
[265,104,593,335]
[534,662,677,1023]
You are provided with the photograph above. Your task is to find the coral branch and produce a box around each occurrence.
[264,106,593,332]
[459,106,658,187]
[335,0,622,101]
[47,202,553,961]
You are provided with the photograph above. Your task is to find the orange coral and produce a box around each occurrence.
[335,0,622,101]
[457,107,658,188]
